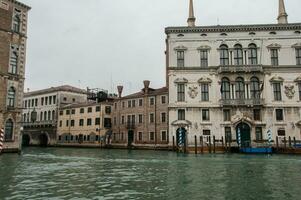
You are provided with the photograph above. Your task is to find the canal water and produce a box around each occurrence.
[0,148,301,200]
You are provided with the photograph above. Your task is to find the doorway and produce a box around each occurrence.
[39,133,48,147]
[22,134,30,146]
[236,123,251,147]
[128,130,134,147]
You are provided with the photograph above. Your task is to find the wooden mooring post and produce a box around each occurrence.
[293,137,296,148]
[289,136,292,148]
[209,136,212,154]
[194,135,197,154]
[213,136,216,154]
[200,136,204,154]
[284,137,287,149]
[276,136,279,152]
[225,136,228,153]
[172,136,175,151]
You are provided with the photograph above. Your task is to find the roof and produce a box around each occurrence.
[24,85,87,97]
[165,23,301,34]
[121,87,168,100]
[10,0,31,10]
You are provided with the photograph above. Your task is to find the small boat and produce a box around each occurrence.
[240,147,272,154]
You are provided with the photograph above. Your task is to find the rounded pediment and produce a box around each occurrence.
[174,77,188,84]
[197,45,211,50]
[294,75,301,82]
[198,77,212,84]
[292,43,301,48]
[267,43,281,49]
[174,45,188,51]
[269,75,284,83]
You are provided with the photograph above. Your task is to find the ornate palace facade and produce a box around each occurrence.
[167,0,301,149]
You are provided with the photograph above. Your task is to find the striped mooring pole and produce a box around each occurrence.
[0,128,4,154]
[267,129,272,146]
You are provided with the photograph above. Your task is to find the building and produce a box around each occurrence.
[56,99,113,147]
[166,0,301,150]
[22,85,87,146]
[111,81,169,149]
[0,0,30,152]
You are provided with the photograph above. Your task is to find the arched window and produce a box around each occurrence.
[221,78,231,99]
[12,13,21,32]
[248,44,258,65]
[234,44,243,65]
[23,114,26,122]
[9,51,18,74]
[7,87,16,107]
[40,112,43,121]
[4,119,14,141]
[48,111,51,121]
[235,77,245,99]
[44,111,47,121]
[52,110,55,120]
[250,77,260,99]
[220,45,229,66]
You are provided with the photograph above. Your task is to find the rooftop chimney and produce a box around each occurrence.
[143,80,150,94]
[117,86,123,98]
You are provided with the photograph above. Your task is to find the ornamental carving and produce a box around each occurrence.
[269,75,284,83]
[198,77,212,84]
[174,45,187,51]
[174,77,188,84]
[188,85,198,99]
[267,43,281,49]
[284,85,295,99]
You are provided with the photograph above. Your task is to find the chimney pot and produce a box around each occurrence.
[117,86,123,98]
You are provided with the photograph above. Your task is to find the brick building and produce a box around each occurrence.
[0,0,30,152]
[111,81,169,149]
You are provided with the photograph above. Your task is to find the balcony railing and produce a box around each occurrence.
[219,98,265,106]
[217,65,263,73]
[126,122,136,130]
[22,120,57,127]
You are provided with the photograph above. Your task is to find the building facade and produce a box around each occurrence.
[111,81,169,149]
[0,0,30,152]
[57,100,113,147]
[22,85,87,146]
[167,0,301,149]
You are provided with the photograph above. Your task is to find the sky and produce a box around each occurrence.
[21,0,301,95]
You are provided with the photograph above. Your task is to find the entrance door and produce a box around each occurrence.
[128,130,134,147]
[176,127,187,147]
[236,123,251,147]
[22,134,30,146]
[39,133,48,147]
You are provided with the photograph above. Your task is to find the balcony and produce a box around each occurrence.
[219,98,265,106]
[22,120,57,128]
[217,65,263,74]
[126,122,136,130]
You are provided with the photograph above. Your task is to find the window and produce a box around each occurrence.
[80,108,84,113]
[161,96,166,104]
[201,84,209,101]
[273,83,282,101]
[149,97,155,106]
[71,120,75,127]
[66,110,70,115]
[59,120,62,127]
[31,99,34,107]
[138,132,143,141]
[139,99,143,106]
[271,49,279,66]
[220,45,229,66]
[45,97,48,105]
[95,118,100,125]
[59,111,63,116]
[253,109,261,121]
[225,127,232,142]
[250,77,260,99]
[128,100,132,108]
[296,48,301,65]
[72,98,75,102]
[149,132,155,141]
[255,127,263,141]
[53,96,56,104]
[9,49,18,74]
[35,99,38,107]
[7,87,16,107]
[177,84,185,102]
[52,110,55,120]
[223,110,231,121]
[71,109,75,115]
[114,103,117,110]
[299,83,301,101]
[200,50,208,67]
[114,117,117,125]
[44,111,47,121]
[88,107,92,113]
[87,118,92,126]
[138,114,143,124]
[248,44,258,65]
[203,130,211,136]
[121,116,125,124]
[41,97,44,106]
[122,102,125,108]
[202,109,210,121]
[12,11,21,32]
[105,106,111,114]
[63,97,67,102]
[149,113,154,123]
[79,119,84,126]
[235,77,245,99]
[221,78,231,100]
[132,100,136,107]
[177,51,185,67]
[178,109,185,120]
[276,109,284,121]
[49,96,52,105]
[96,106,100,112]
[66,120,69,127]
[161,131,167,141]
[234,44,243,65]
[277,129,286,136]
[161,113,166,123]
[4,119,14,141]
[24,100,27,108]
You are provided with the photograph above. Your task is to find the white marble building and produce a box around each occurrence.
[166,0,301,148]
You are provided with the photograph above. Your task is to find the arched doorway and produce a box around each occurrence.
[176,127,187,148]
[39,133,48,147]
[236,123,251,147]
[128,130,134,147]
[22,134,30,146]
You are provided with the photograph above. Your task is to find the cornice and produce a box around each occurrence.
[165,23,301,34]
[7,0,31,10]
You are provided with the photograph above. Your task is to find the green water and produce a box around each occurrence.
[0,148,301,200]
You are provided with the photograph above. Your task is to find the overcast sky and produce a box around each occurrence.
[22,0,301,95]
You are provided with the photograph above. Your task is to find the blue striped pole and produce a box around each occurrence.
[267,129,272,146]
[237,128,241,148]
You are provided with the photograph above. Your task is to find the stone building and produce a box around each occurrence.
[22,85,87,146]
[111,81,169,149]
[166,0,301,149]
[0,0,30,152]
[57,99,113,147]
